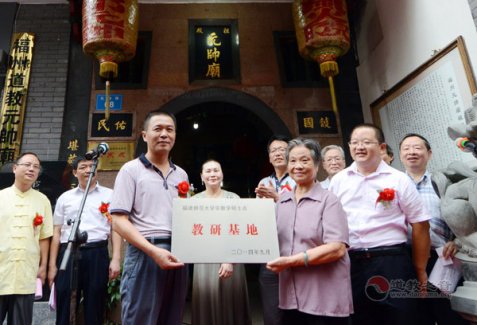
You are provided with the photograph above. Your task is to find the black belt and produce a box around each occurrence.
[146,237,171,245]
[349,243,407,260]
[60,240,108,250]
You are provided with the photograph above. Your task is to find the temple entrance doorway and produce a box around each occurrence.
[136,87,291,198]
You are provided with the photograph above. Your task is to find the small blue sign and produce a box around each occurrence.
[96,94,123,111]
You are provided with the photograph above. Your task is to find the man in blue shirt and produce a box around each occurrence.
[255,135,295,325]
[399,133,468,325]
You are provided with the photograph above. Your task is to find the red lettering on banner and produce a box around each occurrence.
[192,223,204,236]
[210,224,221,236]
[229,224,240,235]
[246,224,259,235]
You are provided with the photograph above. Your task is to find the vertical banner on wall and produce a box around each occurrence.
[0,32,35,166]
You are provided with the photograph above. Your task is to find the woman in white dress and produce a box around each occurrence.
[191,159,252,325]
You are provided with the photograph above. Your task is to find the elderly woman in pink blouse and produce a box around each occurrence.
[267,138,353,325]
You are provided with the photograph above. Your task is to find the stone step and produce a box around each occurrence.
[33,301,56,325]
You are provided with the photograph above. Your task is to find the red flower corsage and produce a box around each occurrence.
[177,181,190,198]
[33,213,43,227]
[376,188,396,208]
[280,183,292,192]
[99,202,112,223]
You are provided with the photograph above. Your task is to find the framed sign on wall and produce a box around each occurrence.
[87,141,135,171]
[188,19,240,84]
[371,36,477,171]
[89,112,136,140]
[295,110,340,136]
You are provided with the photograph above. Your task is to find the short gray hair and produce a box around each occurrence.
[321,145,345,159]
[286,138,322,167]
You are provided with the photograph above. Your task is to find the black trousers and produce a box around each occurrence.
[282,309,350,325]
[55,244,109,325]
[416,250,470,325]
[350,250,418,325]
[0,294,34,325]
[259,264,284,325]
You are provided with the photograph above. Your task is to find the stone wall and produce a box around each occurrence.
[15,4,70,161]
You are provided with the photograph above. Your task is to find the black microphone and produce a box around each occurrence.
[85,142,109,160]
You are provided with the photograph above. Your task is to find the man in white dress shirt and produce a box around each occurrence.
[48,156,121,325]
[329,123,431,325]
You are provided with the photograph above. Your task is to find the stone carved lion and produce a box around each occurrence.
[434,93,477,324]
[432,94,477,260]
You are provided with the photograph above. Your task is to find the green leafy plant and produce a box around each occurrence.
[105,267,122,325]
[107,276,121,310]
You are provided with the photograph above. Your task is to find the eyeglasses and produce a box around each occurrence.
[16,163,41,171]
[348,140,379,147]
[269,147,287,154]
[77,164,93,171]
[324,157,344,163]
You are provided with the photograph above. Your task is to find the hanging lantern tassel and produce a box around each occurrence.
[293,0,350,119]
[104,80,110,120]
[320,60,339,117]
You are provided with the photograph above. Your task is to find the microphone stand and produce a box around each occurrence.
[59,156,100,325]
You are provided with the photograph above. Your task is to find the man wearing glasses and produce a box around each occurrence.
[320,145,346,189]
[255,135,295,202]
[255,135,295,325]
[0,152,53,325]
[399,133,468,325]
[329,124,431,325]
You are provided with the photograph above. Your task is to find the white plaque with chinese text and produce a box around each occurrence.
[171,198,279,263]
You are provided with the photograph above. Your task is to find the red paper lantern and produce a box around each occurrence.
[82,0,139,118]
[293,0,350,114]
